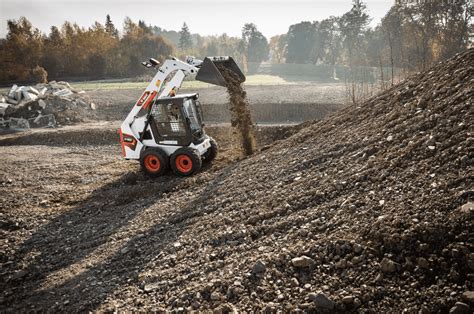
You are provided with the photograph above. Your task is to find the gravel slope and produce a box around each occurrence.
[1,49,473,312]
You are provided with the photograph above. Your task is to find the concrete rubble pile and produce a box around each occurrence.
[0,81,95,130]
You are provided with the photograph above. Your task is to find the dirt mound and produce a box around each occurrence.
[217,64,256,155]
[1,49,473,312]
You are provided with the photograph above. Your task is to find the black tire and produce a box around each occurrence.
[202,137,218,163]
[170,147,202,176]
[140,148,169,177]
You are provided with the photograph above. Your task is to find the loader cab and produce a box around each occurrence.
[148,94,205,146]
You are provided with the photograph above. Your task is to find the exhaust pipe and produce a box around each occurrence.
[196,56,245,87]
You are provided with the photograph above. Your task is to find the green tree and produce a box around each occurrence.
[339,0,369,66]
[105,14,119,38]
[319,16,341,67]
[285,21,315,63]
[242,23,269,64]
[178,22,193,50]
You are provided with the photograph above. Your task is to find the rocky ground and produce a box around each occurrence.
[0,49,473,312]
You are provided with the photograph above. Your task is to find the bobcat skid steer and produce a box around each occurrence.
[119,56,245,177]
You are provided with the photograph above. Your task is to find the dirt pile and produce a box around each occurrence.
[1,49,473,312]
[217,63,256,155]
[0,81,95,131]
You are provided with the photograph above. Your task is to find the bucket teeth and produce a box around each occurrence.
[196,57,245,87]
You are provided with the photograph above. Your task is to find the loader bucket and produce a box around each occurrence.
[196,56,245,87]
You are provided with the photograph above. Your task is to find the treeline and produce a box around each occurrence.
[0,15,269,84]
[0,0,471,85]
[272,0,472,77]
[0,15,174,83]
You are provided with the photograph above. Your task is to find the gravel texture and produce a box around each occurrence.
[0,49,473,312]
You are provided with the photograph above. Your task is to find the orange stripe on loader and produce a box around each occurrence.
[143,91,158,110]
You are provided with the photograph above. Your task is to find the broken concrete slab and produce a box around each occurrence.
[21,91,38,102]
[57,81,72,89]
[39,87,48,96]
[7,84,18,98]
[38,99,47,109]
[27,87,40,95]
[14,90,22,101]
[1,81,94,130]
[53,89,73,97]
[9,117,30,130]
[6,97,19,105]
[29,113,56,128]
[0,103,11,116]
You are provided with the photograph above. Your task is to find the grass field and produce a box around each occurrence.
[68,74,292,90]
[0,75,337,93]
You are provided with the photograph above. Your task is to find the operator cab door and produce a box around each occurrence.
[182,98,205,140]
[149,98,192,146]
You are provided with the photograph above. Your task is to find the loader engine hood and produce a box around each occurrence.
[195,56,245,87]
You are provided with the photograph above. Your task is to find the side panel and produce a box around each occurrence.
[139,138,211,157]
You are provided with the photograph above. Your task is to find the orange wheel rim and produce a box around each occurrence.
[176,155,193,173]
[144,155,161,172]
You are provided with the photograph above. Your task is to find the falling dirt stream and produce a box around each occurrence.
[216,64,256,156]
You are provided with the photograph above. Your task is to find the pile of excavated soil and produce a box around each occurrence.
[1,49,473,312]
[217,64,256,155]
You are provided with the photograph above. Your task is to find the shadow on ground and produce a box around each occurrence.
[2,162,235,311]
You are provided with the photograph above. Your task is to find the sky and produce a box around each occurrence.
[0,0,393,39]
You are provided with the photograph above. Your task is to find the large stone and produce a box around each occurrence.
[210,291,221,301]
[252,260,266,274]
[144,282,160,292]
[342,295,355,304]
[6,97,18,105]
[460,202,473,213]
[9,118,30,130]
[308,292,335,310]
[0,103,10,116]
[462,291,474,303]
[29,114,56,128]
[291,256,316,268]
[38,99,47,109]
[449,302,470,314]
[380,257,398,273]
[335,259,347,269]
[7,84,18,98]
[417,257,429,269]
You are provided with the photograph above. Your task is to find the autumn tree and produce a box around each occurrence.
[1,17,44,81]
[42,26,64,78]
[269,34,287,63]
[120,17,174,76]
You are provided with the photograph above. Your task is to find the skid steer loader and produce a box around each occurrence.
[119,56,245,177]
